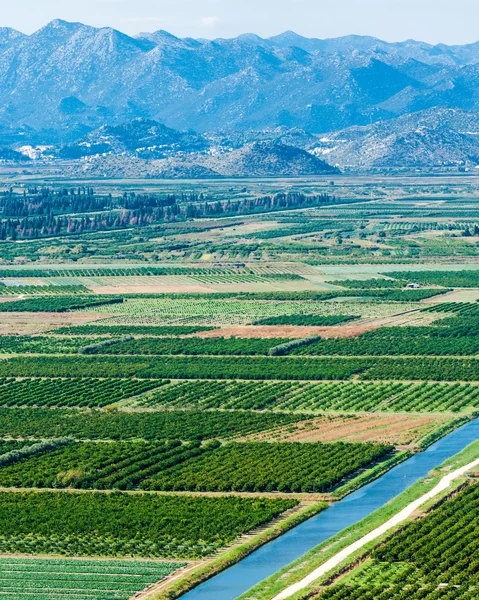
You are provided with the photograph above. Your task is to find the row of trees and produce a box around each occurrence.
[0,189,336,240]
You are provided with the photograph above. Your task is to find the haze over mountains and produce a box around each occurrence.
[4,19,479,172]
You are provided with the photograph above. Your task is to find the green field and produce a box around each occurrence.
[0,557,185,600]
[1,179,479,599]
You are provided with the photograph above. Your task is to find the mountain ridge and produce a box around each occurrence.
[3,20,479,138]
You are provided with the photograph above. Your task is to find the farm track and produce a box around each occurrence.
[5,351,479,359]
[0,486,332,501]
[272,455,479,600]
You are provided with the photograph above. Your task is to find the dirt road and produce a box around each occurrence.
[272,454,479,600]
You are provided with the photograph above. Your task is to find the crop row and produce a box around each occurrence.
[140,441,392,493]
[173,273,304,284]
[0,377,473,414]
[89,337,291,356]
[3,354,479,381]
[326,279,402,289]
[252,315,358,326]
[0,378,163,408]
[0,336,89,354]
[425,302,479,315]
[0,284,91,296]
[0,440,391,494]
[0,555,184,600]
[137,380,479,413]
[52,325,215,336]
[0,355,369,380]
[0,266,247,278]
[0,492,297,558]
[0,440,35,454]
[291,324,479,356]
[0,408,305,440]
[386,269,479,287]
[0,296,123,312]
[320,582,476,599]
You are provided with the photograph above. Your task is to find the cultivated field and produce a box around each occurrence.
[1,179,479,599]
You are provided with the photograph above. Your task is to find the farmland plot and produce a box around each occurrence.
[0,440,392,493]
[83,298,422,326]
[321,481,479,600]
[0,377,164,408]
[135,380,479,413]
[0,492,297,558]
[0,557,185,600]
[0,408,306,440]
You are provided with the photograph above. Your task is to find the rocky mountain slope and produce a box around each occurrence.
[314,108,479,168]
[4,20,479,139]
[68,140,339,178]
[59,119,208,158]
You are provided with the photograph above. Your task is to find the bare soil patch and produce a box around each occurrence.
[0,312,110,335]
[195,324,379,339]
[246,413,449,447]
[358,309,446,328]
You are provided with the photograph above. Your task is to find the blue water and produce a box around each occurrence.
[182,418,479,600]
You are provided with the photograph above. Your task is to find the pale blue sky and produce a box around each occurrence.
[0,0,476,45]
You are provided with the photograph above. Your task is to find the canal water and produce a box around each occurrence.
[181,417,479,600]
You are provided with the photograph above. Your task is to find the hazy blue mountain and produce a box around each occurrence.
[3,20,479,140]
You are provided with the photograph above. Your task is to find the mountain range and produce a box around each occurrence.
[4,20,479,171]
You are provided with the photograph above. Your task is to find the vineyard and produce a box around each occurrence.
[140,441,392,493]
[0,377,163,408]
[0,266,253,278]
[0,354,370,379]
[0,491,297,558]
[89,336,291,356]
[291,324,479,356]
[386,270,479,287]
[0,336,85,354]
[136,380,479,413]
[53,324,216,336]
[0,283,91,296]
[3,354,479,381]
[0,296,123,312]
[0,439,391,493]
[0,557,185,600]
[252,315,359,326]
[77,297,423,325]
[425,302,479,316]
[0,377,474,414]
[0,408,306,440]
[322,481,479,599]
[327,279,403,289]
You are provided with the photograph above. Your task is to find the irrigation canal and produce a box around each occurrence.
[181,417,479,600]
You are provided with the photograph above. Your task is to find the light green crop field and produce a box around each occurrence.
[0,557,185,599]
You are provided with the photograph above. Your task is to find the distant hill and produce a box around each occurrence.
[313,108,479,168]
[5,21,479,171]
[199,141,339,176]
[60,119,208,158]
[67,140,339,178]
